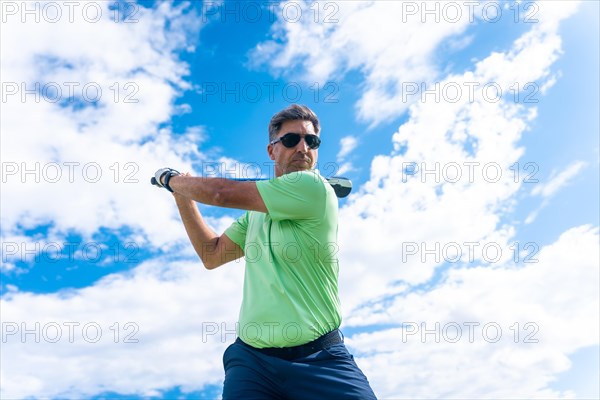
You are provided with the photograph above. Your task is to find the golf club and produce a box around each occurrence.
[150,175,352,198]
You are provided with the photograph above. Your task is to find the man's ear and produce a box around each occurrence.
[267,144,275,160]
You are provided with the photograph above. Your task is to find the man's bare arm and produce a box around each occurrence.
[168,175,268,213]
[174,192,244,269]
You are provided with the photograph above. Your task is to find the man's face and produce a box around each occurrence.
[268,119,319,177]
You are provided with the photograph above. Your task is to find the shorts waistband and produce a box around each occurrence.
[235,329,343,361]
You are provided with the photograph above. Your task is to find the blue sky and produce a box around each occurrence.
[1,1,598,398]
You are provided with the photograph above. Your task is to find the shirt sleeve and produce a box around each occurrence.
[256,170,331,221]
[224,212,249,251]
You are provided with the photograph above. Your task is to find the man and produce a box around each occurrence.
[155,104,376,399]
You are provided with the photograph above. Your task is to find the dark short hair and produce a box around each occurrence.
[268,104,320,142]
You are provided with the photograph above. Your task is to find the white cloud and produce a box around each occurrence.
[14,223,593,399]
[525,160,586,223]
[531,161,586,198]
[325,0,582,312]
[335,135,358,175]
[337,135,358,160]
[348,225,599,399]
[252,0,467,125]
[0,1,215,251]
[252,1,583,127]
[0,262,16,273]
[0,5,243,396]
[0,258,245,398]
[524,209,540,225]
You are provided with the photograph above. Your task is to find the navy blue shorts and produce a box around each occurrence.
[222,336,377,399]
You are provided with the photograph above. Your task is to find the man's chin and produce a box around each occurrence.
[285,163,313,174]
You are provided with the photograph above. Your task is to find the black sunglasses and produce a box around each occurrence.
[270,133,321,149]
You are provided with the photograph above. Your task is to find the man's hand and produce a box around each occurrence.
[152,168,181,192]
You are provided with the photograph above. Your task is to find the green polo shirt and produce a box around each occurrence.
[224,170,342,348]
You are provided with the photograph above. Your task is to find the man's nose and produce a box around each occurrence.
[296,137,310,152]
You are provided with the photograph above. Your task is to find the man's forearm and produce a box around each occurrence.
[168,176,226,205]
[174,194,220,268]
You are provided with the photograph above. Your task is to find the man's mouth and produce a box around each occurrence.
[293,158,310,164]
